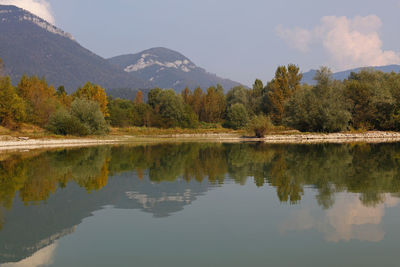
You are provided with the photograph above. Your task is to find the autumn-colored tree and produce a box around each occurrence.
[287,64,303,93]
[201,86,226,123]
[267,64,302,124]
[134,90,144,104]
[181,87,192,105]
[0,58,3,76]
[73,82,109,117]
[191,87,205,119]
[56,86,72,108]
[17,75,59,126]
[0,77,25,128]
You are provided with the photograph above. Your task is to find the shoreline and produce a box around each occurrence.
[1,131,400,151]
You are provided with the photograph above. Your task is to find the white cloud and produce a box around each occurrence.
[277,15,400,70]
[0,0,55,24]
[276,25,312,53]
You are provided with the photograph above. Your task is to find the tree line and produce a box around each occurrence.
[2,57,400,135]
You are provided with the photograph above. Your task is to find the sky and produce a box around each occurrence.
[1,0,400,86]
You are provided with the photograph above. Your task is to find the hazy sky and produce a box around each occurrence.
[2,0,400,86]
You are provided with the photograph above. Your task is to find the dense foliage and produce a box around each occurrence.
[2,56,400,135]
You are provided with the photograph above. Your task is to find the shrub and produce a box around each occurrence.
[47,99,109,136]
[47,108,89,136]
[70,99,109,135]
[248,115,273,137]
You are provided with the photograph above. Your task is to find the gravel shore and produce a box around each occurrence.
[1,131,400,151]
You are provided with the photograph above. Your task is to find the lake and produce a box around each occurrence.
[0,142,400,267]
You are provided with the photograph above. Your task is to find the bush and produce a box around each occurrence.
[70,99,109,135]
[224,103,249,129]
[47,99,109,136]
[47,108,89,136]
[248,115,273,137]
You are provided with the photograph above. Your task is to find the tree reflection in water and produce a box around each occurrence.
[1,142,400,217]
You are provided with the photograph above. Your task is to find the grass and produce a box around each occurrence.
[0,123,388,141]
[0,123,245,140]
[110,126,244,136]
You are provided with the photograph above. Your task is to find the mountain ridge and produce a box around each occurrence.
[302,65,400,84]
[0,5,150,93]
[108,47,242,92]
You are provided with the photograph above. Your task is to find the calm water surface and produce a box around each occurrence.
[0,142,400,267]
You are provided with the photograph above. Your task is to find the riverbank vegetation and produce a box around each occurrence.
[2,57,400,136]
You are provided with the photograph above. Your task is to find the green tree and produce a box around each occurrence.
[108,98,135,127]
[248,79,264,115]
[224,103,249,129]
[149,89,197,128]
[344,69,395,130]
[226,86,249,108]
[148,88,162,108]
[284,67,350,132]
[132,103,153,127]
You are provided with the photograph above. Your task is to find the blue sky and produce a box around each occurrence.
[2,0,400,86]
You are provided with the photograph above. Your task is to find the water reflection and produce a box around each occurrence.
[0,142,400,264]
[281,193,400,242]
[1,143,400,211]
[2,242,58,267]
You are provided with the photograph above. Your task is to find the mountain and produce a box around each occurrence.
[302,65,400,85]
[108,47,242,92]
[0,5,149,93]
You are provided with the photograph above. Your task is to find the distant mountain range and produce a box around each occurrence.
[302,65,400,85]
[0,5,149,93]
[108,47,241,92]
[0,5,241,94]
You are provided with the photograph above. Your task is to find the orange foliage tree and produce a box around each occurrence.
[73,82,109,117]
[17,75,60,126]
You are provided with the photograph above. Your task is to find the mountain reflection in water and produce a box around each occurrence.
[0,142,400,265]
